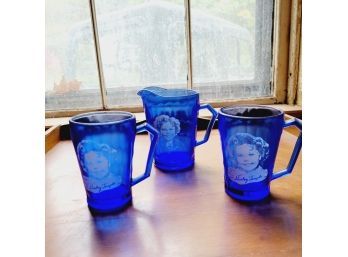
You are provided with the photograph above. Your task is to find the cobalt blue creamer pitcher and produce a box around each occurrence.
[138,86,218,172]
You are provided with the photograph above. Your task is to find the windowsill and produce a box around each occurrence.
[45,103,301,153]
[45,104,302,127]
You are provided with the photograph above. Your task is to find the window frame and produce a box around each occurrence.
[45,0,301,118]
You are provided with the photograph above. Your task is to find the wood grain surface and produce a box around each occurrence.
[46,129,302,257]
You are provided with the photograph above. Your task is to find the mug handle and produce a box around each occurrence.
[271,118,302,180]
[131,123,159,186]
[195,104,218,146]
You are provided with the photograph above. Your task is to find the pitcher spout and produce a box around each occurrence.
[137,86,166,99]
[137,86,198,101]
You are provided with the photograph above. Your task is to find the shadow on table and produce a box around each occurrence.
[153,166,198,187]
[226,194,301,235]
[89,207,165,255]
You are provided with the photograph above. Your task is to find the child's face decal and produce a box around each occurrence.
[160,121,176,141]
[84,151,109,178]
[235,144,261,172]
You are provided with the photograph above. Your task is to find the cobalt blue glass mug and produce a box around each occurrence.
[69,111,159,213]
[138,86,218,172]
[218,105,302,202]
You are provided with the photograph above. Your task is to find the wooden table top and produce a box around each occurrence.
[46,129,302,257]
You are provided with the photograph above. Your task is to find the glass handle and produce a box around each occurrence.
[131,123,159,186]
[195,104,218,146]
[271,118,302,180]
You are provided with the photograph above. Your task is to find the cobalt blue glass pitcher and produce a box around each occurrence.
[69,111,159,213]
[138,86,218,172]
[218,105,302,202]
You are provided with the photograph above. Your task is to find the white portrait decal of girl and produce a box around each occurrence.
[227,133,269,185]
[154,114,184,152]
[77,140,121,193]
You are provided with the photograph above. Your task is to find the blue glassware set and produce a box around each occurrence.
[69,87,302,213]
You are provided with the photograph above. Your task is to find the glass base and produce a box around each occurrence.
[154,160,194,172]
[225,184,270,202]
[87,191,132,214]
[154,152,194,172]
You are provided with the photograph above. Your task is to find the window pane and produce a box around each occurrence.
[95,0,187,106]
[190,0,274,101]
[46,0,102,110]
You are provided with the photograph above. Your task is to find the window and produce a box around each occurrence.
[46,0,276,115]
[95,0,188,107]
[190,0,273,101]
[46,0,102,110]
